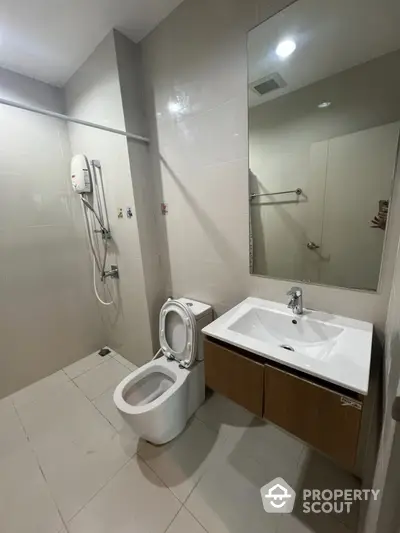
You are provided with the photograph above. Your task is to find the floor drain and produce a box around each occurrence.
[280,344,295,352]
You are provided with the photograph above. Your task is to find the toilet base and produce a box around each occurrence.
[116,358,206,445]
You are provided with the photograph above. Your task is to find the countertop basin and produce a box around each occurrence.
[202,297,373,395]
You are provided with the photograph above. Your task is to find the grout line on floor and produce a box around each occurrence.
[11,361,135,531]
[109,350,139,371]
[10,399,32,442]
[161,502,184,533]
[136,417,220,507]
[12,399,69,532]
[134,453,184,510]
[89,387,120,432]
[61,369,73,381]
[70,356,130,386]
[65,453,135,525]
[66,357,111,382]
[65,454,183,528]
[65,376,112,409]
[140,452,184,533]
[182,505,209,532]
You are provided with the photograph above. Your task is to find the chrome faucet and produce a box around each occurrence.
[287,287,303,315]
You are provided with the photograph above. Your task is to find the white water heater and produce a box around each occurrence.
[71,154,92,194]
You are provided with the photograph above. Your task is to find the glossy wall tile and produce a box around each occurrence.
[141,0,400,333]
[0,68,105,398]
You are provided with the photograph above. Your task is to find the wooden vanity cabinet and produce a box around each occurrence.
[204,337,364,471]
[263,364,362,470]
[204,339,264,417]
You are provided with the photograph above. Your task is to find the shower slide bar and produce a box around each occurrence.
[250,188,302,200]
[0,97,150,144]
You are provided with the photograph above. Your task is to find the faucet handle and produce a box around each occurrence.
[287,286,302,296]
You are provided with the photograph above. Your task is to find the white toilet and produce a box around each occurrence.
[113,298,213,445]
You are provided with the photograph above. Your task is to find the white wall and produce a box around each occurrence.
[141,0,400,336]
[65,31,156,366]
[364,238,400,532]
[114,31,169,349]
[0,67,105,398]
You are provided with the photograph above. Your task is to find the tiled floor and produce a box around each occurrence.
[0,349,360,533]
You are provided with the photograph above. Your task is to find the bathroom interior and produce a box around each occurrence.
[1,0,400,532]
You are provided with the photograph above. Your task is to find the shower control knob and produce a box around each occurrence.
[307,241,320,250]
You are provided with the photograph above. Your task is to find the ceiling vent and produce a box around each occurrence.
[250,73,287,96]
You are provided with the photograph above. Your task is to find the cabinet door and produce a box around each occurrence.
[204,340,264,417]
[264,364,362,470]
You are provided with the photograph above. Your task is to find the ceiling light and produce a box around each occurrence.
[168,101,183,114]
[275,40,296,59]
[318,101,332,109]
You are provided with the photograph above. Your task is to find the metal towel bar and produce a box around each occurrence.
[250,188,302,200]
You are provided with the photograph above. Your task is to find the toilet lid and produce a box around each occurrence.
[159,299,196,367]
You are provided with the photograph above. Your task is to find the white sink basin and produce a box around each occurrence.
[202,297,373,394]
[229,306,345,360]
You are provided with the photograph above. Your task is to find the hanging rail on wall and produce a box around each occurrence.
[250,187,302,201]
[0,97,150,144]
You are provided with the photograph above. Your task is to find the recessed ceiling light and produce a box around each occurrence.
[168,101,182,114]
[318,101,332,109]
[276,40,296,59]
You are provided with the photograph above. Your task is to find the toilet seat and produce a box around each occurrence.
[113,358,188,416]
[159,299,197,368]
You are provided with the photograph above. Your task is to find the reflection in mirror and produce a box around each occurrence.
[248,0,400,291]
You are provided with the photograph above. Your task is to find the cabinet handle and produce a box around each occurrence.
[340,397,362,410]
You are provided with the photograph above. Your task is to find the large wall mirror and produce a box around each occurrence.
[248,0,400,291]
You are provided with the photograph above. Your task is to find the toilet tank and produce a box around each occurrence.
[176,298,213,361]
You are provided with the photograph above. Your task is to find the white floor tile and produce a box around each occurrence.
[15,380,135,521]
[111,352,138,371]
[0,445,63,533]
[296,450,360,531]
[0,397,29,457]
[166,507,207,533]
[73,358,131,401]
[196,392,254,442]
[93,386,127,432]
[277,513,352,533]
[67,456,181,533]
[38,431,135,521]
[63,352,110,379]
[12,370,70,410]
[196,395,305,487]
[93,386,140,453]
[14,380,89,441]
[2,355,361,533]
[138,417,221,502]
[186,449,282,533]
[233,419,305,485]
